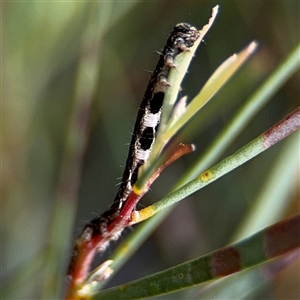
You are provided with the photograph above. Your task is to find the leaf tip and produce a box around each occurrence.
[247,40,259,55]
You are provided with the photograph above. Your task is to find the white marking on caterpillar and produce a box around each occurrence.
[143,112,161,127]
[135,148,151,161]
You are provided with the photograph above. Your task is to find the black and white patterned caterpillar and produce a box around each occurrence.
[70,23,200,266]
[92,23,199,233]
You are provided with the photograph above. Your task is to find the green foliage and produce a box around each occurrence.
[2,2,299,299]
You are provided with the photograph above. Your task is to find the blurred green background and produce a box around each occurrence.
[2,1,299,299]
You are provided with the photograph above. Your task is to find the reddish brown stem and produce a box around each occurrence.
[263,107,300,148]
[66,144,194,298]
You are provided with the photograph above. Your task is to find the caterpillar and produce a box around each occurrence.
[68,23,200,275]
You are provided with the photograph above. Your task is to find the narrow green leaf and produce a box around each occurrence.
[136,107,299,220]
[95,215,300,299]
[163,41,258,143]
[137,5,219,189]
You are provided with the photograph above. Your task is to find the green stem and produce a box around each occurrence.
[96,215,300,299]
[180,42,300,182]
[146,108,299,216]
